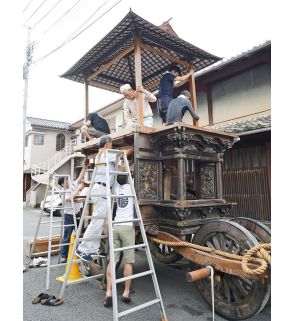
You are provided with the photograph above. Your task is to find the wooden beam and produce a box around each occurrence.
[84,78,89,120]
[141,43,190,67]
[134,38,144,127]
[86,45,135,82]
[88,79,119,92]
[188,64,199,127]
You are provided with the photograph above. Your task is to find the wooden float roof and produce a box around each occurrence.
[61,11,221,93]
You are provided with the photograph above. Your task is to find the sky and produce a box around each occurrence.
[19,0,274,124]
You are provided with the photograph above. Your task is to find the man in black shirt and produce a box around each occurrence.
[166,90,200,125]
[81,113,110,141]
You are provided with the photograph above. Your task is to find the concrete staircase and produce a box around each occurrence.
[31,138,84,184]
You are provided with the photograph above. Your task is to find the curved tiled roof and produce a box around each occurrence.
[27,117,71,130]
[61,11,221,93]
[208,114,271,134]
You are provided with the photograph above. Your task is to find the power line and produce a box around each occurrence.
[33,0,123,65]
[33,0,86,47]
[23,0,35,13]
[24,0,49,25]
[32,0,64,29]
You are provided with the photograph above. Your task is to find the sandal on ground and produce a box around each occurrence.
[41,295,63,306]
[103,296,112,308]
[32,293,51,304]
[121,294,131,303]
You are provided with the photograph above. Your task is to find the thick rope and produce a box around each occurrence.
[149,236,271,276]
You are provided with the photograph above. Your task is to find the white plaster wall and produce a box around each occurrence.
[211,64,271,123]
[28,129,72,167]
[182,90,208,126]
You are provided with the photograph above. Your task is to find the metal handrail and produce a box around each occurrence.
[31,138,77,180]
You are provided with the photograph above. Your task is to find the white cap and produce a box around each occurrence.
[120,84,132,94]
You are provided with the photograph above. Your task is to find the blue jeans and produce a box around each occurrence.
[158,95,172,123]
[61,214,79,259]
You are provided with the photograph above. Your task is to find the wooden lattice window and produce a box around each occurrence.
[56,133,65,151]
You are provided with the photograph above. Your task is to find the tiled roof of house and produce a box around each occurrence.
[208,114,271,134]
[27,117,71,130]
[195,40,271,78]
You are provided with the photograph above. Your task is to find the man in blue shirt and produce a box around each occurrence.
[158,65,193,124]
[166,90,200,125]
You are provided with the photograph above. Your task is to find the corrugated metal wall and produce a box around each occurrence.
[222,140,271,221]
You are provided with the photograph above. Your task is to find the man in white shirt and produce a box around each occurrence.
[120,84,157,129]
[76,136,133,262]
[103,174,135,307]
[58,160,87,263]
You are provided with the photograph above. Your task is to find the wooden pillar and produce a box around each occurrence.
[216,161,223,199]
[207,86,214,126]
[178,157,186,200]
[84,78,89,120]
[134,38,144,127]
[188,64,199,127]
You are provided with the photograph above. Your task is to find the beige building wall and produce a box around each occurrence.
[26,129,72,168]
[211,64,271,124]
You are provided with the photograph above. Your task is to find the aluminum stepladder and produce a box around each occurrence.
[59,149,168,321]
[24,174,79,290]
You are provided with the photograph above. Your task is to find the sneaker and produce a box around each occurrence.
[60,257,67,264]
[75,249,93,262]
[97,250,107,257]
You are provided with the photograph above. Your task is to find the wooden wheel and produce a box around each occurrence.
[230,217,271,243]
[230,217,271,307]
[149,238,183,264]
[192,220,270,320]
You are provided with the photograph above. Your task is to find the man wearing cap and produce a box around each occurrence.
[120,84,156,129]
[75,135,133,262]
[158,65,193,125]
[166,90,200,125]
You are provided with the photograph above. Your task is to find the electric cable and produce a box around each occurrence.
[32,0,64,29]
[33,0,123,65]
[24,0,49,25]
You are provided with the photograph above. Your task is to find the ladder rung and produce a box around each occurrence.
[95,162,107,167]
[40,220,62,224]
[50,259,81,267]
[116,270,153,284]
[50,242,73,248]
[50,207,74,210]
[109,171,129,175]
[113,218,140,224]
[111,194,134,198]
[114,243,146,252]
[52,190,71,194]
[51,224,75,228]
[77,235,108,241]
[84,215,106,220]
[118,299,161,318]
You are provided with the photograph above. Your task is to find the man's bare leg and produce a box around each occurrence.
[105,263,112,297]
[122,263,133,298]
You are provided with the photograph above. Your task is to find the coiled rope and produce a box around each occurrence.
[148,236,271,276]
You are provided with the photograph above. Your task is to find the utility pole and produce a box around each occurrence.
[23,27,33,168]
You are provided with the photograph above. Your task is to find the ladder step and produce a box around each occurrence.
[117,299,161,318]
[94,171,129,176]
[40,220,62,224]
[51,224,75,228]
[84,215,106,220]
[77,235,108,241]
[112,218,141,224]
[114,243,146,252]
[50,207,74,210]
[95,162,107,167]
[90,194,134,198]
[116,270,153,284]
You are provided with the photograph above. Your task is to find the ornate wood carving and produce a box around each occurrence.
[200,165,215,198]
[149,127,237,155]
[138,160,159,200]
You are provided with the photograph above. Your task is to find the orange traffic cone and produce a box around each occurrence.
[56,231,85,283]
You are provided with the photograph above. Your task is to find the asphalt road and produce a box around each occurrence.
[23,206,271,321]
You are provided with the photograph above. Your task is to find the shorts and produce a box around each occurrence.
[113,225,135,264]
[81,125,104,137]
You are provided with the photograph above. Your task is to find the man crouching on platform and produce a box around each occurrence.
[103,173,135,307]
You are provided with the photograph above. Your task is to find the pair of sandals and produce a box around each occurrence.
[32,293,63,306]
[103,294,131,308]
